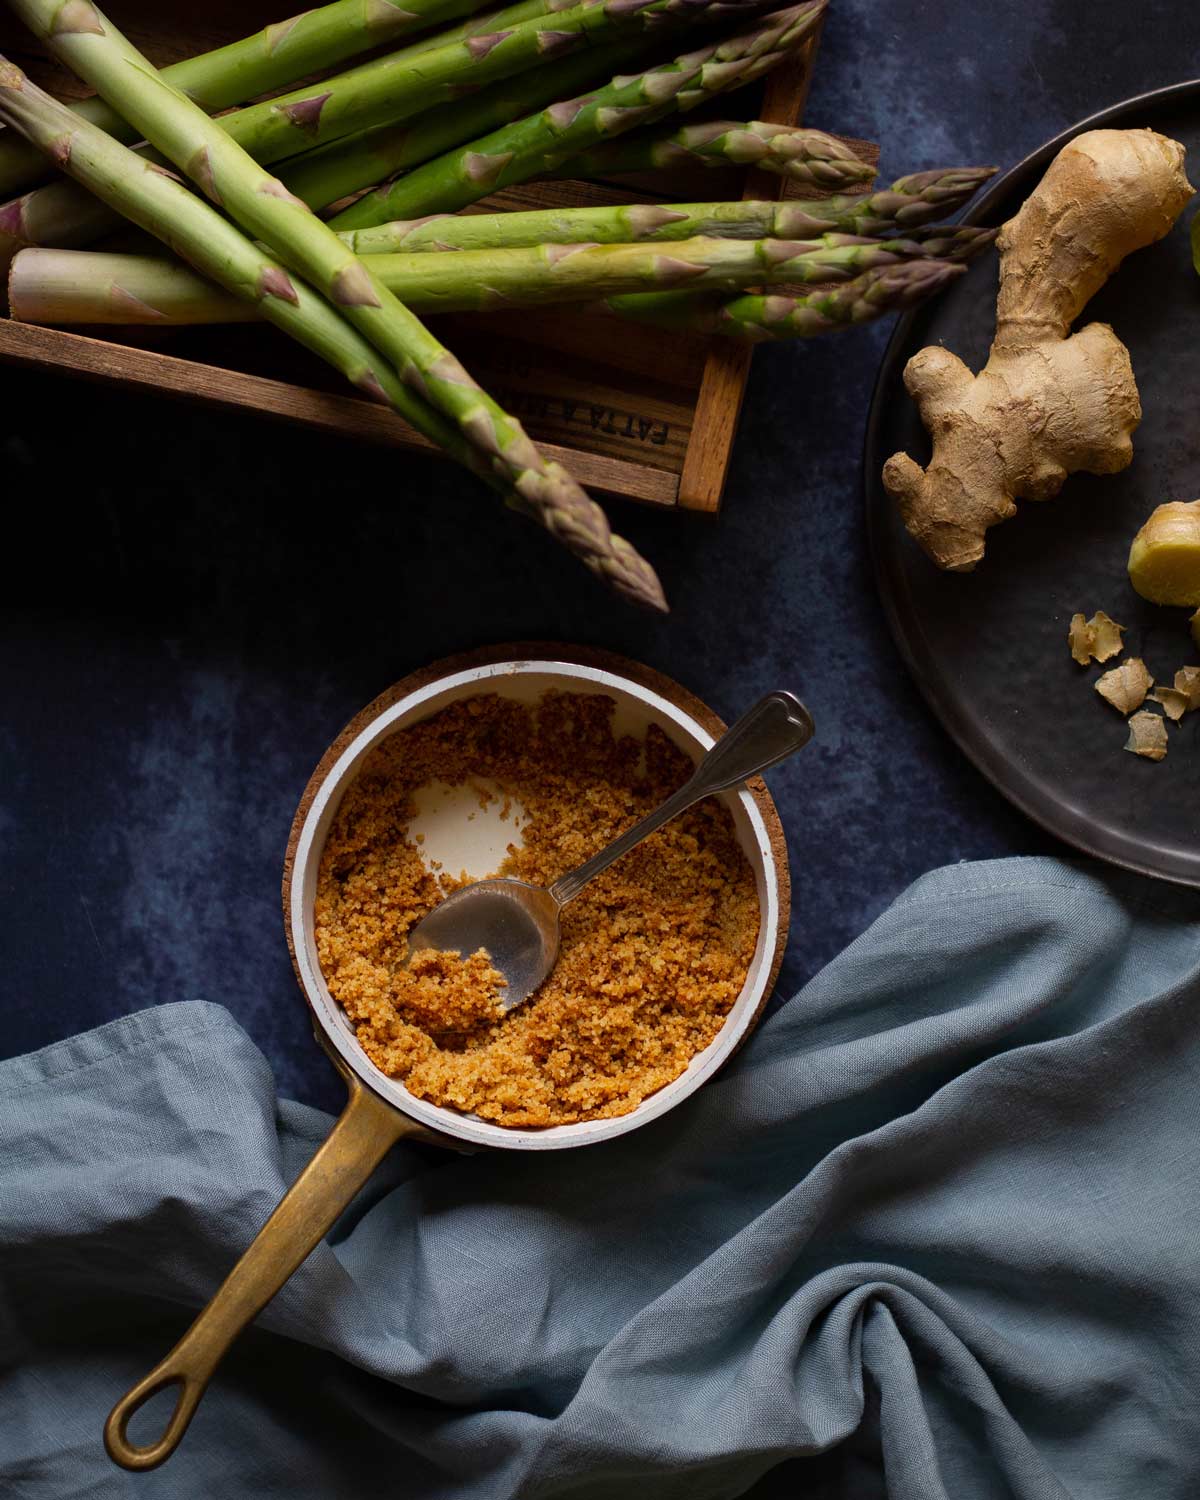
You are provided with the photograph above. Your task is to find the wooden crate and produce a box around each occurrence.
[0,1,876,509]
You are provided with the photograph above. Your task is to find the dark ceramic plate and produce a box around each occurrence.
[865,81,1200,888]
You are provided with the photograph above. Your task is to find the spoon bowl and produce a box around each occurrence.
[407,878,560,1011]
[406,690,814,1012]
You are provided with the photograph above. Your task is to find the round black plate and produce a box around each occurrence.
[865,81,1200,888]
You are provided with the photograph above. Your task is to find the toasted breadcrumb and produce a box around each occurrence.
[314,692,759,1128]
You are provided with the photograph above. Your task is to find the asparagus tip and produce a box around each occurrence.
[330,260,380,307]
[52,1,105,37]
[0,195,28,239]
[258,265,299,304]
[281,90,332,134]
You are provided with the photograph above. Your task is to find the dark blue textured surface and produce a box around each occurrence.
[2,0,1194,1116]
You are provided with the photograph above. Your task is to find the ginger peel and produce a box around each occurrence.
[884,129,1193,570]
[1128,499,1200,606]
[1068,609,1124,665]
[1095,657,1153,715]
[1125,711,1168,762]
[1174,666,1200,709]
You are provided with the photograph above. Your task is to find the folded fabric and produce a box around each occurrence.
[2,856,1199,1499]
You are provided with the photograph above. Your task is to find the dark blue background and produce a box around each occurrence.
[3,1,1196,1115]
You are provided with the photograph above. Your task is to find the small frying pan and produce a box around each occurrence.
[104,643,792,1470]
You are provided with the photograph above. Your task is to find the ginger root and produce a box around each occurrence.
[884,129,1193,570]
[1128,499,1200,605]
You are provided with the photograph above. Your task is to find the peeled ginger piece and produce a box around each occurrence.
[1128,499,1200,606]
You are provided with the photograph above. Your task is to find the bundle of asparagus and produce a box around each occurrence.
[0,0,995,605]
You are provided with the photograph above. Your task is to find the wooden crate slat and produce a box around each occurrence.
[677,40,820,513]
[0,319,679,503]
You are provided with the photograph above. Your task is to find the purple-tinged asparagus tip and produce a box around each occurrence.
[258,265,300,304]
[546,98,589,129]
[678,120,730,147]
[536,30,583,55]
[281,91,332,133]
[258,176,309,209]
[48,131,73,168]
[365,0,420,27]
[109,283,169,321]
[428,352,475,389]
[466,31,511,59]
[263,12,307,53]
[640,68,699,104]
[400,362,429,399]
[463,150,513,187]
[545,242,597,264]
[51,0,104,36]
[330,260,380,307]
[397,214,451,237]
[652,254,710,283]
[354,369,393,405]
[460,407,505,459]
[507,434,543,471]
[188,146,222,205]
[626,204,689,234]
[596,104,656,134]
[0,196,28,239]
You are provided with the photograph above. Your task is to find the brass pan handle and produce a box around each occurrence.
[105,1073,419,1470]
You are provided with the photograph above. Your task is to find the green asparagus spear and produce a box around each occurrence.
[0,0,737,252]
[0,0,497,201]
[600,257,967,336]
[395,0,777,58]
[562,119,876,190]
[1,10,664,610]
[279,38,642,212]
[810,166,998,234]
[177,0,753,170]
[11,231,983,322]
[341,173,997,253]
[331,0,826,228]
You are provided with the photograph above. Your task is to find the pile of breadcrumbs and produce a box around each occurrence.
[314,691,759,1128]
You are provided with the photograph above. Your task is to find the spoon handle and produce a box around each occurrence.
[548,691,813,907]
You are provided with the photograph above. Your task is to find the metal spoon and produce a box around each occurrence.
[406,690,814,1014]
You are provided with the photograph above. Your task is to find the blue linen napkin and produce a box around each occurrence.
[2,855,1199,1499]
